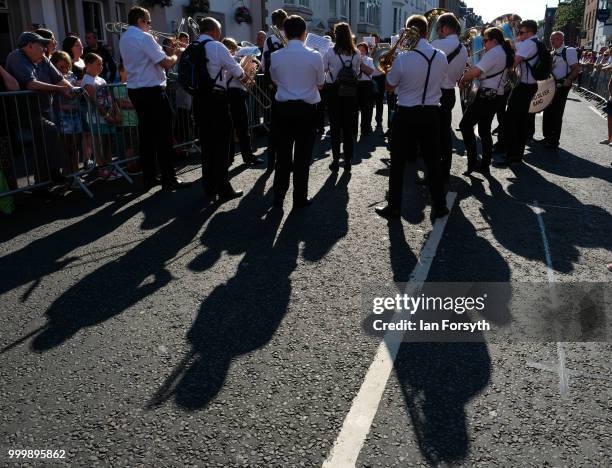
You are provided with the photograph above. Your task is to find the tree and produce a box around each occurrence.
[554,0,585,31]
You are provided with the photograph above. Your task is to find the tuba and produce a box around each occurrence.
[424,7,451,43]
[373,27,421,74]
[269,25,287,47]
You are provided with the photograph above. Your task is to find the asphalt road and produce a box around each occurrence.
[1,90,611,467]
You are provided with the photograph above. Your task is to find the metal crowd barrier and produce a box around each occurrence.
[574,63,611,105]
[0,77,273,205]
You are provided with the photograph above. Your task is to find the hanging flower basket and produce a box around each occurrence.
[235,6,252,25]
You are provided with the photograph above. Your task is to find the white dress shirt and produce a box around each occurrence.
[431,34,468,89]
[262,34,284,72]
[323,48,362,84]
[196,34,244,90]
[119,25,167,89]
[552,46,578,80]
[476,44,508,95]
[225,55,247,91]
[270,39,324,105]
[359,56,374,81]
[516,38,539,84]
[386,39,448,107]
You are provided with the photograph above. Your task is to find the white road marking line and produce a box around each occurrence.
[532,201,569,397]
[588,106,606,120]
[527,361,612,382]
[322,192,457,468]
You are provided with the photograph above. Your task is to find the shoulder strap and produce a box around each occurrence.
[446,43,463,64]
[483,68,505,80]
[413,49,437,105]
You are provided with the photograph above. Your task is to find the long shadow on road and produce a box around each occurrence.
[148,171,351,410]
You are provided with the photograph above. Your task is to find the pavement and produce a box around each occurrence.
[1,90,611,467]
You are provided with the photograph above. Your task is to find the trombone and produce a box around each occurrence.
[105,22,178,44]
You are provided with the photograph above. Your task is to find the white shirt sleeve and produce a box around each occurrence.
[566,48,578,66]
[141,33,167,65]
[516,40,536,59]
[315,53,325,87]
[386,56,402,88]
[219,44,244,79]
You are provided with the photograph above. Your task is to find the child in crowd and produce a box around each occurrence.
[82,52,121,180]
[50,50,82,176]
[113,63,140,174]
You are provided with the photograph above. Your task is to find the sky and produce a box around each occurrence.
[466,0,559,24]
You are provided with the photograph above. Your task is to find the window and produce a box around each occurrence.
[359,0,380,24]
[284,0,310,6]
[83,1,106,42]
[329,0,336,17]
[115,1,127,23]
[393,8,398,33]
[340,0,348,17]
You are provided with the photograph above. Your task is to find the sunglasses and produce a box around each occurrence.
[518,30,528,35]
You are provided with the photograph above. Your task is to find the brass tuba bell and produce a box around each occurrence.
[373,27,421,74]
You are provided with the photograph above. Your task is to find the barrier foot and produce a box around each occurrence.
[74,176,94,199]
[112,163,133,184]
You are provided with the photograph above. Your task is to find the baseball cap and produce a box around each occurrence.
[17,31,51,48]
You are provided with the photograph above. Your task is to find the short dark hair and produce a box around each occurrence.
[50,50,71,68]
[284,15,306,40]
[406,15,428,37]
[83,52,102,65]
[437,13,461,35]
[271,9,288,29]
[128,6,148,26]
[198,17,221,34]
[520,20,538,34]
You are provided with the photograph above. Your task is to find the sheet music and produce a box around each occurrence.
[363,36,376,48]
[306,33,333,55]
[236,46,261,57]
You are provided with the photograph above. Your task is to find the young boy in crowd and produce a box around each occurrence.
[82,52,121,179]
[50,50,82,176]
[113,62,140,174]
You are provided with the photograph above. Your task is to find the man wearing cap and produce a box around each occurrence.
[6,31,74,184]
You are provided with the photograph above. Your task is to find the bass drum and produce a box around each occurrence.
[529,77,556,113]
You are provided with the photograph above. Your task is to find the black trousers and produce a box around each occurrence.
[267,87,279,170]
[373,75,386,126]
[357,80,374,133]
[273,101,316,204]
[32,114,65,182]
[327,87,358,162]
[504,82,538,160]
[316,85,327,131]
[389,106,446,210]
[228,88,253,161]
[439,88,456,183]
[459,94,502,168]
[193,91,233,195]
[542,84,571,146]
[495,89,510,148]
[128,86,177,185]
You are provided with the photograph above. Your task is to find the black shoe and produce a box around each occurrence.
[329,160,339,171]
[244,156,264,165]
[218,189,243,201]
[431,205,450,219]
[492,144,506,154]
[475,165,491,177]
[143,177,162,191]
[492,158,511,168]
[544,142,559,150]
[293,198,312,209]
[375,205,400,219]
[162,178,191,191]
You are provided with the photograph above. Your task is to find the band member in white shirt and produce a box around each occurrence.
[431,13,468,184]
[459,27,514,176]
[192,17,247,202]
[222,38,263,166]
[119,6,188,191]
[269,15,325,209]
[375,15,449,220]
[542,31,580,149]
[495,19,540,167]
[323,22,363,171]
[356,42,375,136]
[262,9,288,172]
